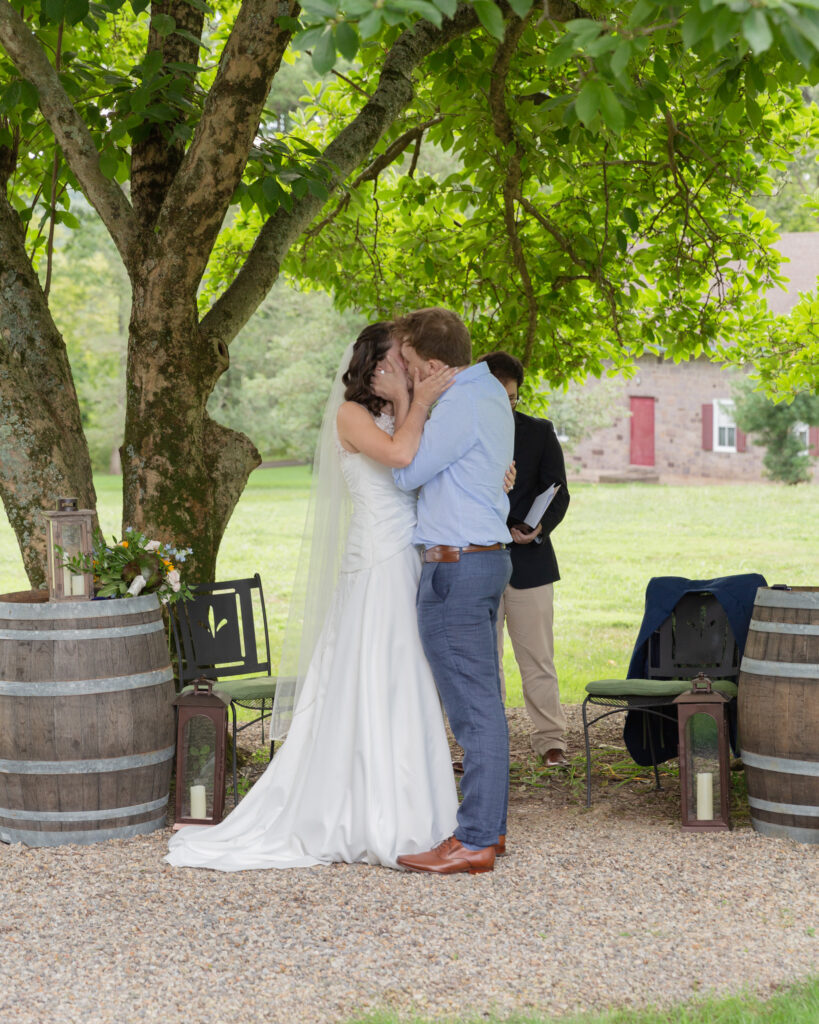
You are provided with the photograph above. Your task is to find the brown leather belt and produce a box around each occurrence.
[423,543,506,563]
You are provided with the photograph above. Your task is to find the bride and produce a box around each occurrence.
[165,323,460,871]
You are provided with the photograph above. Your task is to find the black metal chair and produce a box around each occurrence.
[170,574,277,803]
[582,590,740,807]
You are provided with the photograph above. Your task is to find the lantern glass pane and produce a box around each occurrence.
[56,522,88,596]
[61,522,82,553]
[684,712,721,822]
[181,714,217,820]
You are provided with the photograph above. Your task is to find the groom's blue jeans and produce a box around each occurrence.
[417,548,512,850]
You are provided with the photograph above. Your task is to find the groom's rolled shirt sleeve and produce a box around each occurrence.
[393,395,472,491]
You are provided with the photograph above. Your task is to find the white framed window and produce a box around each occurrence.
[713,399,737,452]
[794,421,810,455]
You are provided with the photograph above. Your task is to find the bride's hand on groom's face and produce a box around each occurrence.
[411,364,456,409]
[370,353,410,401]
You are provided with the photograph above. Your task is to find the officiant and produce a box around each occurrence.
[478,352,571,767]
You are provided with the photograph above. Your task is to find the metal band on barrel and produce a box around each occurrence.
[0,621,165,641]
[740,749,819,776]
[0,795,169,822]
[748,795,819,818]
[748,619,819,636]
[739,657,819,680]
[752,589,819,610]
[0,815,167,847]
[749,818,819,844]
[0,667,174,697]
[0,745,176,775]
[0,594,160,619]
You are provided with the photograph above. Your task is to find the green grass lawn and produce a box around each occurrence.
[2,471,816,707]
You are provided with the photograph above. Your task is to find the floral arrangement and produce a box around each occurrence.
[59,527,194,604]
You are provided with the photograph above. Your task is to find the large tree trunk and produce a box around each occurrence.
[0,193,96,588]
[121,263,259,580]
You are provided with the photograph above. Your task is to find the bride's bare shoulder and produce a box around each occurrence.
[337,401,372,452]
[337,400,367,420]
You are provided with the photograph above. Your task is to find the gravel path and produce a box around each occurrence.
[1,708,816,1024]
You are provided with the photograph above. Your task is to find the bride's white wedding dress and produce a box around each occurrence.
[165,413,458,871]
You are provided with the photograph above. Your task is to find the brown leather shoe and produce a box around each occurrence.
[541,748,569,767]
[452,760,464,775]
[397,836,495,875]
[495,834,506,857]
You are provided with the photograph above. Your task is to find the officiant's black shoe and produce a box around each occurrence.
[397,836,495,875]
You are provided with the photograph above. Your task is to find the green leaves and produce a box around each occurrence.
[743,10,773,55]
[574,79,625,134]
[473,0,505,40]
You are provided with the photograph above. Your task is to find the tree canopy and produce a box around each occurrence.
[2,0,819,584]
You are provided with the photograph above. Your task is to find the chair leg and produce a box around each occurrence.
[582,699,593,808]
[646,715,661,791]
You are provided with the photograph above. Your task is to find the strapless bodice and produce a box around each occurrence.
[337,413,417,571]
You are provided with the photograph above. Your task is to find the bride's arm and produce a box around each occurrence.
[337,365,455,469]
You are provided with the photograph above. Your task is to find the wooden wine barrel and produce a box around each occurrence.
[738,586,819,844]
[0,594,175,846]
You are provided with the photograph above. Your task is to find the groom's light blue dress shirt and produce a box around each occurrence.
[393,362,514,548]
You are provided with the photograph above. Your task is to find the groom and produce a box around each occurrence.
[392,308,514,874]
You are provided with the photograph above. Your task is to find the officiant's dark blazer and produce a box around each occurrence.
[507,411,570,590]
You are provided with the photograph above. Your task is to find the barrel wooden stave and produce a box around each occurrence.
[0,595,174,846]
[739,586,819,844]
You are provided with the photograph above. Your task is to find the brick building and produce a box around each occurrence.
[566,233,819,483]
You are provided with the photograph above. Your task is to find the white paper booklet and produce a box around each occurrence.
[522,483,561,530]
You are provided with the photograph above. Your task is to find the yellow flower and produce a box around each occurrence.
[119,541,129,548]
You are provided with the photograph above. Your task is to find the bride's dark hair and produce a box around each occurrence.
[342,321,394,415]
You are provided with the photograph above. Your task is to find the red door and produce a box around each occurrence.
[630,396,655,466]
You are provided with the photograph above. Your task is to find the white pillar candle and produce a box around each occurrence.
[696,771,714,821]
[71,573,86,597]
[190,784,207,820]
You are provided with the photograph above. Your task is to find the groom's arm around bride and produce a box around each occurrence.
[391,307,514,876]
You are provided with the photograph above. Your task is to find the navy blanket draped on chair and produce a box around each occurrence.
[622,572,767,766]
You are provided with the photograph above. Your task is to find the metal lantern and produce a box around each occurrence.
[43,497,95,601]
[674,673,732,832]
[172,678,229,829]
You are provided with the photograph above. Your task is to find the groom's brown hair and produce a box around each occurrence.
[392,307,471,366]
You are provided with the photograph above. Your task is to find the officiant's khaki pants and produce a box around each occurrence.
[497,582,566,756]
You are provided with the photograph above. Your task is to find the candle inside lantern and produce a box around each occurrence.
[71,573,86,597]
[696,771,714,820]
[190,784,207,820]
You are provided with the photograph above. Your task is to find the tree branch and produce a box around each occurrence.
[130,0,206,231]
[301,115,445,243]
[0,0,138,270]
[201,3,481,346]
[154,0,300,282]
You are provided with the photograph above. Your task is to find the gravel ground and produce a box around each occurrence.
[1,707,816,1024]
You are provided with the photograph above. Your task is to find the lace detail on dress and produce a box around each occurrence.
[336,409,395,456]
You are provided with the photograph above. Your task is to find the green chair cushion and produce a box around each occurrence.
[585,677,738,699]
[180,677,276,701]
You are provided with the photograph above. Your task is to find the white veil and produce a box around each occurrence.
[272,342,354,740]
